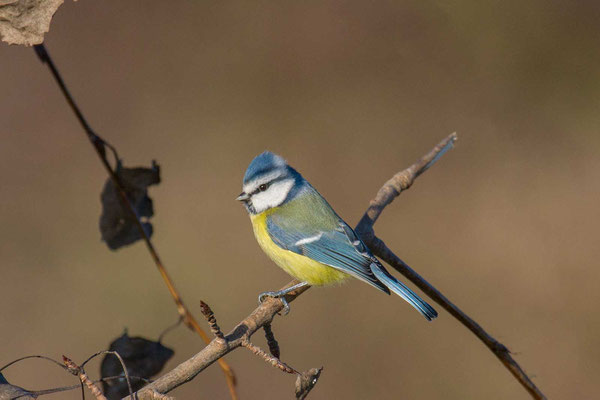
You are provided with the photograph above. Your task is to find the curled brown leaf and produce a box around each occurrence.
[0,0,64,46]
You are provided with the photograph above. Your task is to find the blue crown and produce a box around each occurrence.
[243,151,288,184]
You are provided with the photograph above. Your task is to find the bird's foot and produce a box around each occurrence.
[258,291,291,315]
[257,282,309,316]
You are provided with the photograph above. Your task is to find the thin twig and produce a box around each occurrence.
[240,335,297,374]
[158,317,184,343]
[32,43,237,400]
[63,356,108,400]
[0,355,68,373]
[0,354,150,396]
[24,375,152,397]
[81,351,133,400]
[355,133,546,400]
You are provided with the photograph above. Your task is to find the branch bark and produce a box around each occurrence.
[133,133,544,400]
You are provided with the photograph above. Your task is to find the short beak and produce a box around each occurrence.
[236,192,250,201]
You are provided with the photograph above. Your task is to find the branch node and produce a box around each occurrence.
[200,301,225,339]
[62,356,108,400]
[295,367,323,399]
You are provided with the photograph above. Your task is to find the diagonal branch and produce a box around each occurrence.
[355,133,546,400]
[32,43,238,400]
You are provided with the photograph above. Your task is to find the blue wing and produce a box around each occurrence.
[267,213,390,294]
[266,187,438,321]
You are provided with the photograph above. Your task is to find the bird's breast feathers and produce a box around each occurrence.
[250,208,349,286]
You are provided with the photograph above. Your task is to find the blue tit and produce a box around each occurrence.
[237,151,437,321]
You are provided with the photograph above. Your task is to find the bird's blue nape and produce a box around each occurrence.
[243,151,288,184]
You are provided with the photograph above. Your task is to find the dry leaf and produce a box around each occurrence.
[100,331,174,400]
[0,0,64,46]
[99,161,160,250]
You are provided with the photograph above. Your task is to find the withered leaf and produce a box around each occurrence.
[0,373,37,400]
[0,0,64,46]
[99,161,160,250]
[100,331,174,400]
[295,367,323,400]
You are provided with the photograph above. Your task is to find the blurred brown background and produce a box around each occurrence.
[1,1,599,399]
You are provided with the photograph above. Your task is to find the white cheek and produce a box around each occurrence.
[251,179,294,213]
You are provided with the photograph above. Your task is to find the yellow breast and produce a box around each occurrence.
[250,211,349,286]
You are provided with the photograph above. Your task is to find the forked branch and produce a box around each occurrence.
[134,284,310,399]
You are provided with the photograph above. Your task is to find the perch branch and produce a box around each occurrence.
[32,43,237,399]
[133,282,309,398]
[201,301,300,375]
[355,132,546,400]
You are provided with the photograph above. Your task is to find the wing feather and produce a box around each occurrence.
[267,213,389,293]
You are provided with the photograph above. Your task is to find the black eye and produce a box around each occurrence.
[259,184,267,191]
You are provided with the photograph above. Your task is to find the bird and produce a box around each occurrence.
[237,151,437,321]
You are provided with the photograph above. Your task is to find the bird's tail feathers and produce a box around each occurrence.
[370,263,438,321]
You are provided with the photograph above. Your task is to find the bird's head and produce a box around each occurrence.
[237,151,303,214]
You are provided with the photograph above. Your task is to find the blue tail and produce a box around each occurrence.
[371,263,438,321]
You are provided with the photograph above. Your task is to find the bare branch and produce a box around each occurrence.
[0,352,150,397]
[356,132,457,230]
[33,43,238,399]
[201,301,300,377]
[134,282,309,399]
[63,356,108,400]
[355,133,546,400]
[240,335,297,374]
[1,355,68,373]
[82,351,133,400]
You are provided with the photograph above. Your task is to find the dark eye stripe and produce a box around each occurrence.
[252,183,268,195]
[249,175,289,196]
